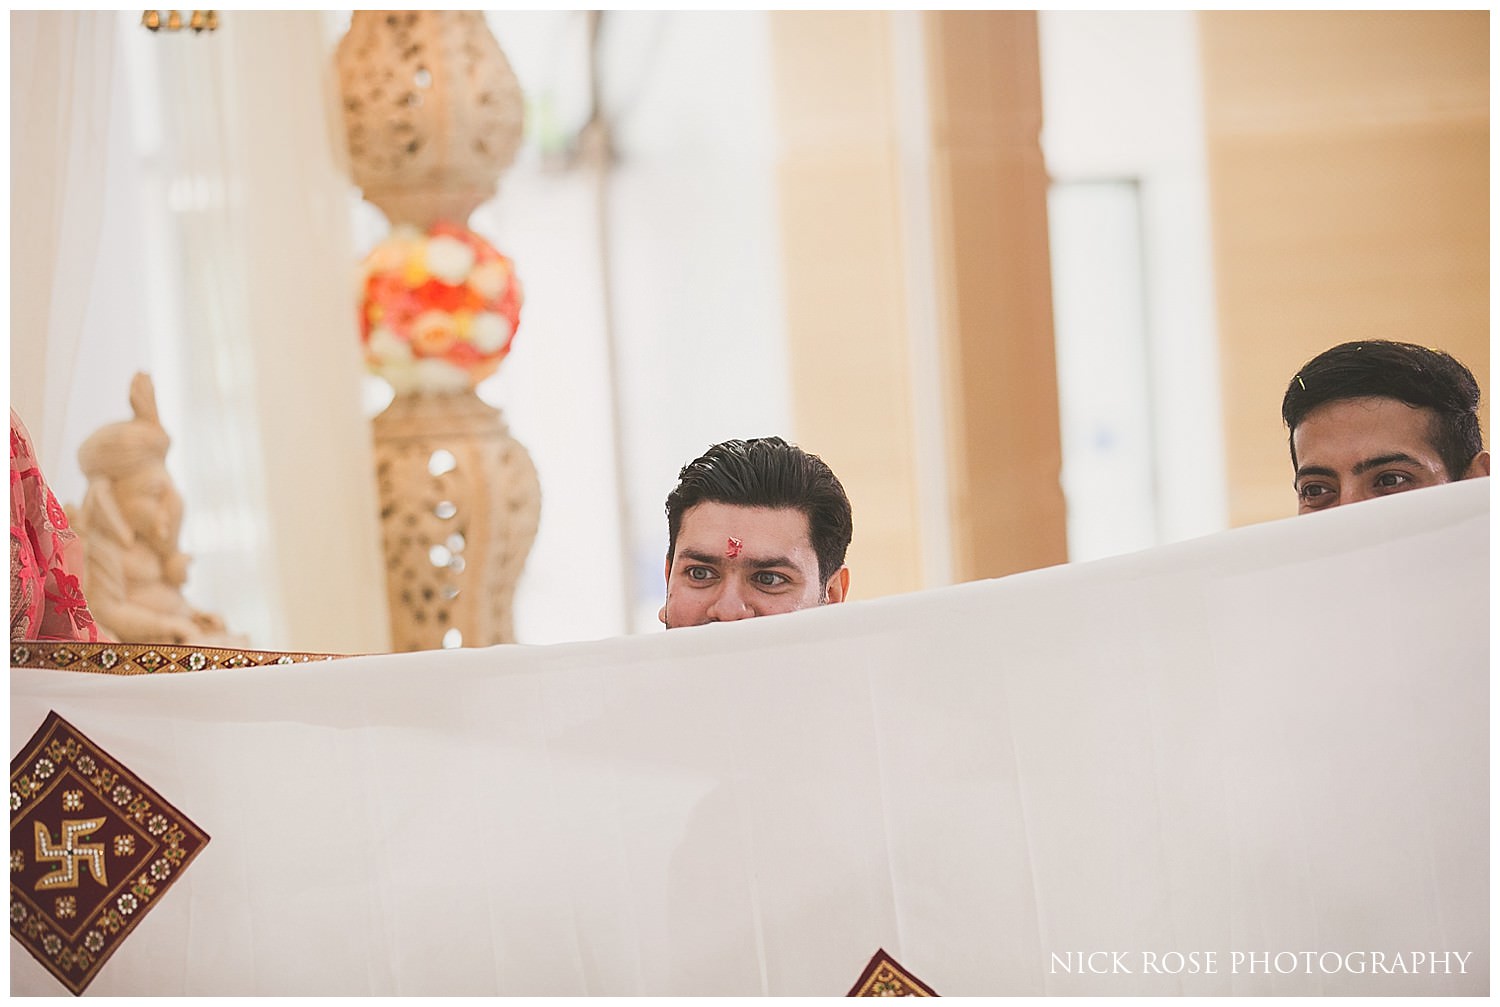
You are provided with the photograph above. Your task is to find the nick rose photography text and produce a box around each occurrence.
[1049,950,1472,976]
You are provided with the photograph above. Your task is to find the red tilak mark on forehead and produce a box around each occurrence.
[726,537,743,558]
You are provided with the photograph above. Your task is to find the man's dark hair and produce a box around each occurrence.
[665,437,852,585]
[1281,340,1485,479]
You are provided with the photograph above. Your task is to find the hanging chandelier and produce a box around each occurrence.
[141,11,219,33]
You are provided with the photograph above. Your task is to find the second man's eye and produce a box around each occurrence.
[752,571,789,587]
[686,566,714,581]
[1297,482,1334,503]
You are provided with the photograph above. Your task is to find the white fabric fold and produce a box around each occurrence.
[10,479,1488,994]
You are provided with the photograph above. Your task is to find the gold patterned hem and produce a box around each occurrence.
[10,640,346,676]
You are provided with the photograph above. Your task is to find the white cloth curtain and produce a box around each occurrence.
[10,12,389,653]
[9,479,1488,995]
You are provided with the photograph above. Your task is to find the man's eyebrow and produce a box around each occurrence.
[743,555,797,571]
[1351,453,1423,476]
[1294,465,1338,481]
[676,548,797,570]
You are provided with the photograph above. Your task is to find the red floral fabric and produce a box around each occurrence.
[10,410,100,642]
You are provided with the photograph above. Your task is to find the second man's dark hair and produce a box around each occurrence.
[1281,339,1484,479]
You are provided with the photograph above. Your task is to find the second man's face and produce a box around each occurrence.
[660,502,843,629]
[1291,395,1457,513]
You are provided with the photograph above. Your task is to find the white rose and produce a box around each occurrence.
[470,260,509,301]
[424,235,476,285]
[368,326,413,364]
[470,312,513,354]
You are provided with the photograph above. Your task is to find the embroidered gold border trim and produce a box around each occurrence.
[10,711,211,995]
[10,640,344,676]
[847,947,939,997]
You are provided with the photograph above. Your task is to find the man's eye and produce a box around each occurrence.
[1297,482,1337,509]
[752,571,789,587]
[1374,472,1412,491]
[686,566,714,582]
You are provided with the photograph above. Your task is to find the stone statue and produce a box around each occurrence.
[69,374,245,647]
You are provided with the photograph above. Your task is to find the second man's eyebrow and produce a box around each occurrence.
[1294,465,1338,481]
[1351,453,1423,476]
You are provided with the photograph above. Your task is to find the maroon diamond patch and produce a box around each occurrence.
[10,711,209,995]
[847,947,939,996]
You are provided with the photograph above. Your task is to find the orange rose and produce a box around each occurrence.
[410,311,458,357]
[366,274,422,329]
[447,341,482,368]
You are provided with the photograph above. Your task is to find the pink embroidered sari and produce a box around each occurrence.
[10,410,100,642]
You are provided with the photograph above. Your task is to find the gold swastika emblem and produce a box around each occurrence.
[11,711,211,994]
[34,818,108,890]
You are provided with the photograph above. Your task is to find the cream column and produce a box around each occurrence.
[769,11,1068,595]
[769,12,925,600]
[922,11,1068,581]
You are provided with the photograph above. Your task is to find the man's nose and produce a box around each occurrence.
[706,580,755,622]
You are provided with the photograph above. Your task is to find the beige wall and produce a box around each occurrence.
[1201,11,1489,526]
[768,11,1487,578]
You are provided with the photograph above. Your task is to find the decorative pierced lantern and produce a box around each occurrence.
[336,10,539,650]
[336,10,525,230]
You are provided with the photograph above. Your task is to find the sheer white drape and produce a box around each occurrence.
[125,12,389,652]
[11,12,389,653]
[10,13,120,464]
